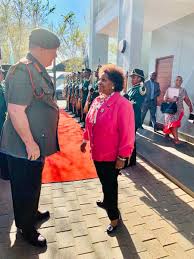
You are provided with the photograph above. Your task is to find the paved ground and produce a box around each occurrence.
[1,158,194,259]
[136,127,194,196]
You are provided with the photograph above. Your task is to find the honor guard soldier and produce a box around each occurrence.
[88,66,101,110]
[81,68,92,128]
[0,28,60,247]
[71,72,76,115]
[69,74,74,112]
[64,75,70,110]
[75,72,81,118]
[66,75,72,111]
[124,68,146,166]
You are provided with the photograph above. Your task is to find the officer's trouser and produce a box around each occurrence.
[7,155,44,231]
[0,153,9,180]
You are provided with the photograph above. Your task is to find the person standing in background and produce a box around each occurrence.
[141,72,160,131]
[87,65,101,110]
[124,69,146,166]
[81,68,92,128]
[163,76,193,144]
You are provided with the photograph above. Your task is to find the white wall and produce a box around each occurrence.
[141,31,152,77]
[148,13,194,137]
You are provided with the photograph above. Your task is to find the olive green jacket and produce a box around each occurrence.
[0,84,7,133]
[0,53,59,159]
[125,84,146,130]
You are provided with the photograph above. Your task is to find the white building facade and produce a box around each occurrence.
[89,0,194,138]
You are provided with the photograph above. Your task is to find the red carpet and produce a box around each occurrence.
[42,110,97,183]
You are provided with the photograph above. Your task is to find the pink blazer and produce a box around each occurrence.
[83,92,135,161]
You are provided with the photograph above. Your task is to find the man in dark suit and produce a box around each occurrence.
[141,72,160,131]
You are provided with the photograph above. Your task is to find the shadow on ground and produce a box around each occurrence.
[0,179,46,259]
[123,163,194,247]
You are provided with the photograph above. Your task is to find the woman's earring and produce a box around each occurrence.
[112,86,114,90]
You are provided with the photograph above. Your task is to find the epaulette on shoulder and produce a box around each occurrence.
[9,58,32,76]
[139,85,146,96]
[19,57,32,65]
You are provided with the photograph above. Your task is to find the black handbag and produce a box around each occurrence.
[160,102,177,114]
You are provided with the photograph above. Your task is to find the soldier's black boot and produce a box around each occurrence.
[18,227,47,247]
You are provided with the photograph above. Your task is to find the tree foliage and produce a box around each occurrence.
[54,12,88,71]
[0,0,55,63]
[0,1,88,72]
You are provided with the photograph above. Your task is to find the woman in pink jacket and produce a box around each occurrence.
[80,64,135,234]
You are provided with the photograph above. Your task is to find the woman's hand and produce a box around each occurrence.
[115,158,125,170]
[80,142,87,153]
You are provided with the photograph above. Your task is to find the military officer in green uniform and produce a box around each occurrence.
[124,69,146,166]
[0,28,60,247]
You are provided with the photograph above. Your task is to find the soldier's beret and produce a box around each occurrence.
[29,28,60,49]
[130,68,145,81]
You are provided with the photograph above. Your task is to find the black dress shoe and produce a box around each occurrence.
[96,200,106,210]
[19,228,47,247]
[36,211,50,222]
[106,224,118,234]
[106,215,121,234]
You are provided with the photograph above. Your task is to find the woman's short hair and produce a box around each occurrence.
[99,64,125,92]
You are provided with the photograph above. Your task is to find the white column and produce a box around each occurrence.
[117,0,144,71]
[141,32,152,76]
[89,0,109,70]
[93,33,109,68]
[89,0,95,69]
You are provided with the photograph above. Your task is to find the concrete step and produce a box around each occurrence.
[136,127,194,197]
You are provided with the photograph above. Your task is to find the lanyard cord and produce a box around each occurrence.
[25,63,44,99]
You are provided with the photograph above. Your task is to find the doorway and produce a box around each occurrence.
[155,56,174,105]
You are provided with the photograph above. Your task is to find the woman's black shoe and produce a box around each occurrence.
[106,224,118,234]
[96,200,106,209]
[19,228,47,247]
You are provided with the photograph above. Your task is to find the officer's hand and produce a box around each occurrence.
[80,142,87,153]
[26,141,40,160]
[115,158,125,170]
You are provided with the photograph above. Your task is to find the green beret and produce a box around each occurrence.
[29,28,60,49]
